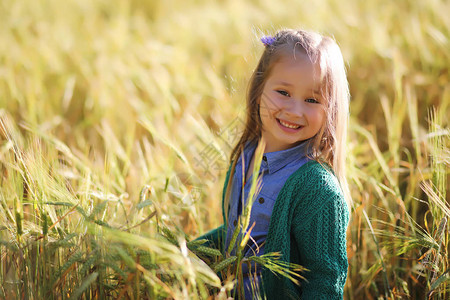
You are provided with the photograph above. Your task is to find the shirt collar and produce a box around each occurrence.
[239,139,312,175]
[262,140,312,174]
[237,140,257,172]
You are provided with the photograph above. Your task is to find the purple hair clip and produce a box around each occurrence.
[261,35,276,47]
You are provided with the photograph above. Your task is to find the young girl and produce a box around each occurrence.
[199,29,351,299]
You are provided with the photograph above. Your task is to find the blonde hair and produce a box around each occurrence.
[224,29,352,218]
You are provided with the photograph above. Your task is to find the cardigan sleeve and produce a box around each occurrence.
[291,175,350,299]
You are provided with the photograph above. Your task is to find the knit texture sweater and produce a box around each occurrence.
[199,160,350,299]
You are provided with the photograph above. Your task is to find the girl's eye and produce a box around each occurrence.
[276,90,290,97]
[305,98,319,104]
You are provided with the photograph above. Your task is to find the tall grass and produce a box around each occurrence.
[0,0,449,298]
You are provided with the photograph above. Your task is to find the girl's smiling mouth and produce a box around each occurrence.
[276,118,303,131]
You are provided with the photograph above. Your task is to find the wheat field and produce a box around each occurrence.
[0,0,449,299]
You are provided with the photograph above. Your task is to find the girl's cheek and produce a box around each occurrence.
[268,95,283,109]
[262,94,277,111]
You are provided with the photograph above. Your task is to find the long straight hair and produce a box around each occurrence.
[224,29,351,220]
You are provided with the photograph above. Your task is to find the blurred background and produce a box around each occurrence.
[0,0,448,299]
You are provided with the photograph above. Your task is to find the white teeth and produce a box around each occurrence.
[279,119,301,129]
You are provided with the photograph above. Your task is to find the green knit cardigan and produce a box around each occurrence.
[199,160,350,299]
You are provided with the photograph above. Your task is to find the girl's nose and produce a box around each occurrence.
[284,101,304,119]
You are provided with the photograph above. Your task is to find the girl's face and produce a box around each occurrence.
[259,52,326,153]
